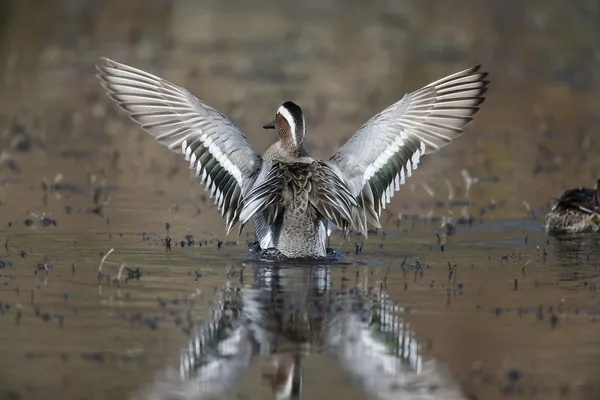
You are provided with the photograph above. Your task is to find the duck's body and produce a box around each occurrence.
[250,148,332,257]
[545,180,600,234]
[96,58,489,258]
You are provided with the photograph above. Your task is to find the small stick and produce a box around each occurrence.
[445,180,454,201]
[522,259,532,275]
[522,200,534,219]
[165,208,171,234]
[117,263,126,284]
[98,248,114,273]
[382,263,391,286]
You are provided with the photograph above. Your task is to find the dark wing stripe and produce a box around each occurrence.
[310,162,359,233]
[220,176,238,217]
[239,166,284,226]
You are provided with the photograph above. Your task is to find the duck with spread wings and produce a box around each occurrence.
[96,58,489,258]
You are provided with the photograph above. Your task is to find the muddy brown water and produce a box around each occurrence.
[1,1,600,399]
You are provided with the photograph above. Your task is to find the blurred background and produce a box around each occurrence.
[1,1,600,399]
[1,0,599,231]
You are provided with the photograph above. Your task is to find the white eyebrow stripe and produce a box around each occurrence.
[300,114,306,140]
[277,105,298,144]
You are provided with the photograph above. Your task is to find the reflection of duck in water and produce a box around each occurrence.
[545,179,600,234]
[136,263,465,400]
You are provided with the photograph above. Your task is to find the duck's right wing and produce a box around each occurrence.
[330,66,489,230]
[96,58,262,233]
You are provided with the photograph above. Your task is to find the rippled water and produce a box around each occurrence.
[1,1,600,399]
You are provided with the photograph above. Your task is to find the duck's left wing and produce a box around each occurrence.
[330,65,489,229]
[96,58,262,233]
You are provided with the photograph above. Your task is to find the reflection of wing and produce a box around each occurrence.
[135,264,465,400]
[325,291,466,400]
[134,287,270,400]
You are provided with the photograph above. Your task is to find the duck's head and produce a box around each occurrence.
[263,101,305,152]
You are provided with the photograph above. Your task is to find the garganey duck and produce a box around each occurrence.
[96,58,489,258]
[545,179,600,234]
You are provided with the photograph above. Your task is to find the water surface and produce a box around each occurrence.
[1,1,600,399]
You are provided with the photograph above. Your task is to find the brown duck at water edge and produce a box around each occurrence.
[96,58,490,258]
[545,179,600,234]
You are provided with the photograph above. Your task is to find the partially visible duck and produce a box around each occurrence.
[96,58,489,258]
[545,179,600,234]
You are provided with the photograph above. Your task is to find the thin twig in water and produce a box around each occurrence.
[382,263,391,286]
[413,261,421,282]
[98,248,114,273]
[165,208,171,234]
[400,256,408,278]
[117,263,126,285]
[522,200,534,219]
[445,180,454,202]
[453,264,458,289]
[522,259,532,275]
[422,183,435,198]
[448,261,454,281]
